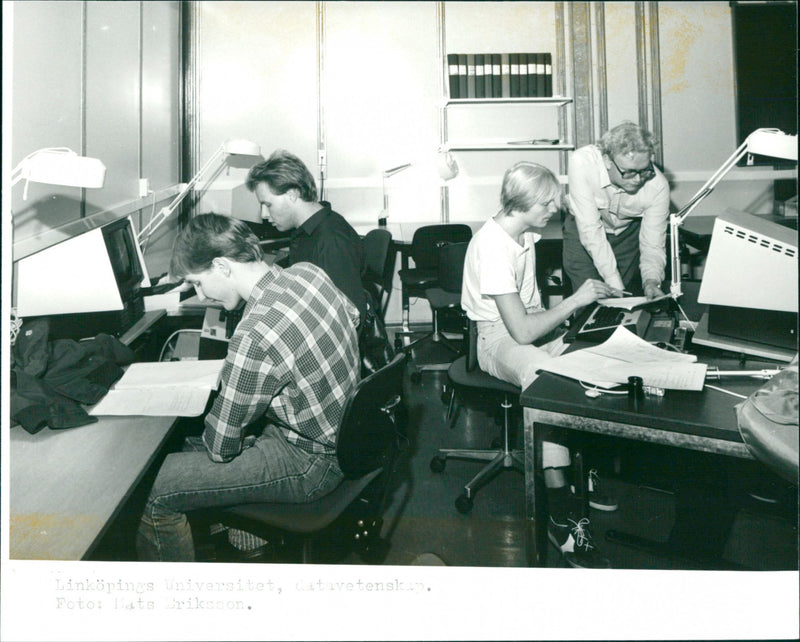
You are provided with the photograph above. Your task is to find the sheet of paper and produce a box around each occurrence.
[535,326,702,389]
[89,386,212,416]
[114,359,224,390]
[536,351,622,388]
[601,362,709,391]
[598,293,671,310]
[586,326,697,363]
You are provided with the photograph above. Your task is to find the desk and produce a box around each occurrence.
[9,415,177,560]
[520,346,780,568]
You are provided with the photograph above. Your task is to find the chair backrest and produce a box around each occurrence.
[362,228,395,317]
[362,228,392,282]
[409,224,472,272]
[336,352,408,479]
[436,241,469,293]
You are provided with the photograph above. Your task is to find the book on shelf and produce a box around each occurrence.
[474,54,485,98]
[509,53,521,97]
[458,53,468,100]
[447,53,460,99]
[466,53,476,99]
[525,53,538,97]
[544,52,553,97]
[500,53,511,98]
[492,53,502,98]
[483,53,493,98]
[518,53,528,97]
[537,52,548,97]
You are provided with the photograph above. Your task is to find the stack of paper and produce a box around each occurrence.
[90,359,225,417]
[538,326,707,390]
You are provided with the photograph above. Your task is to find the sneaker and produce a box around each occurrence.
[587,468,619,512]
[548,515,611,569]
[572,469,619,512]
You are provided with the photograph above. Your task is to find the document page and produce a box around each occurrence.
[89,359,225,416]
[537,326,706,390]
[113,359,224,389]
[586,326,696,363]
[89,387,213,417]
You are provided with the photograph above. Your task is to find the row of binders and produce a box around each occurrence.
[447,53,553,100]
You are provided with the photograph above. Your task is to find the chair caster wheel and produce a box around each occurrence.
[410,370,422,383]
[430,456,446,473]
[455,494,473,513]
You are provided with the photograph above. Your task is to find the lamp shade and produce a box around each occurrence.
[12,148,106,199]
[223,138,262,156]
[745,128,798,161]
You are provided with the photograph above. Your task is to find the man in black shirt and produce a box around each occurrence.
[246,149,367,323]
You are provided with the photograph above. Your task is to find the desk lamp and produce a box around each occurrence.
[669,128,798,299]
[137,138,261,245]
[379,162,413,227]
[378,151,459,226]
[11,147,106,202]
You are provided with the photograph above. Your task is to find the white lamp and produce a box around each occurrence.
[669,128,798,299]
[137,138,261,244]
[379,162,412,226]
[378,151,459,226]
[11,147,106,201]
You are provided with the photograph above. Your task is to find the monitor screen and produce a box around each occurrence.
[103,217,143,289]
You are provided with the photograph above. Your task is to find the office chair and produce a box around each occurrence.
[396,224,472,344]
[213,352,408,563]
[430,319,523,513]
[408,240,470,382]
[361,228,395,320]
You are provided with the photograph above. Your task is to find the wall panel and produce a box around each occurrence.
[11,1,84,239]
[84,1,142,214]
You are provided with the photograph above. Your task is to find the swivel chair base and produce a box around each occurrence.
[431,391,523,513]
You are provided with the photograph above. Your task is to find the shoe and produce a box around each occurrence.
[548,515,611,569]
[587,468,618,512]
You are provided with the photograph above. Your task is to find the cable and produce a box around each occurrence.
[675,301,697,332]
[159,328,202,362]
[704,383,747,399]
[140,189,158,255]
[10,308,23,346]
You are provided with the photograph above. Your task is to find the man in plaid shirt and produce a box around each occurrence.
[137,214,360,561]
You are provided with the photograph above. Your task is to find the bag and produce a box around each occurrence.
[358,290,395,378]
[735,362,798,483]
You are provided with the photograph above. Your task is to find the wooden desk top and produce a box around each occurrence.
[9,414,176,560]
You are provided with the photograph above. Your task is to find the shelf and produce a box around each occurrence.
[445,96,572,107]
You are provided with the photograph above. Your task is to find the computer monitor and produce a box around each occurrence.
[692,208,798,361]
[14,215,148,340]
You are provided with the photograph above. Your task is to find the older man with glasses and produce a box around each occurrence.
[563,121,670,299]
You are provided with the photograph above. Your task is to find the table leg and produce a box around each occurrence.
[524,408,547,567]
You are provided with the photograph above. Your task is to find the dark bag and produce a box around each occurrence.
[358,290,395,378]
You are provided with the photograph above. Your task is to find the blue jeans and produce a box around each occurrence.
[136,424,343,561]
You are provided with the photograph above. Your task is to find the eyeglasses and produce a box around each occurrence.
[608,155,656,181]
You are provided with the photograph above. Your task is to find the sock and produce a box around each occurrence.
[546,485,574,523]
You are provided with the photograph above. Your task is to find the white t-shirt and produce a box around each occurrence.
[461,216,544,323]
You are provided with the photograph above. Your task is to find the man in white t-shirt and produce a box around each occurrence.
[462,161,621,569]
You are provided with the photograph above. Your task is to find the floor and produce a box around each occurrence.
[94,328,798,571]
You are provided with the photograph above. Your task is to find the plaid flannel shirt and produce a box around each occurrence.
[202,262,360,463]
